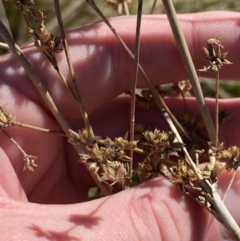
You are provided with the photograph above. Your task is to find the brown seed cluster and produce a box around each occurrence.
[178,109,205,141]
[4,0,63,70]
[23,154,37,171]
[138,130,184,181]
[219,146,240,171]
[171,80,192,97]
[0,105,14,131]
[28,11,63,69]
[76,129,137,193]
[199,36,232,72]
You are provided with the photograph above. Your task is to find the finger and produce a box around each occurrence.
[0,148,27,201]
[83,96,240,147]
[1,171,240,240]
[1,11,240,118]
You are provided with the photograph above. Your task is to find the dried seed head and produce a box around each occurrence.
[178,109,205,137]
[135,86,165,109]
[29,23,63,69]
[220,146,240,171]
[199,36,232,72]
[89,162,99,174]
[208,141,224,158]
[136,89,154,109]
[171,80,192,97]
[134,123,151,142]
[100,161,129,191]
[138,153,167,181]
[142,129,183,159]
[219,109,232,125]
[76,129,101,148]
[0,106,15,130]
[201,162,223,183]
[170,159,198,186]
[23,154,37,171]
[28,9,47,23]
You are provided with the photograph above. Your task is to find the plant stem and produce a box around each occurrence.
[215,71,219,147]
[161,0,216,145]
[13,121,66,136]
[150,0,158,14]
[222,171,236,202]
[129,0,142,184]
[54,0,96,141]
[123,0,130,15]
[3,130,26,154]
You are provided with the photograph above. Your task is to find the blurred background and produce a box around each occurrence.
[1,0,240,97]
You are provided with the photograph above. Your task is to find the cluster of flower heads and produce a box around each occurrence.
[0,105,14,131]
[75,129,137,193]
[4,0,63,70]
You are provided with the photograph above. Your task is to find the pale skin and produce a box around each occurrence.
[0,11,240,240]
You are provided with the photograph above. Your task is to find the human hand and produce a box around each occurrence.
[1,11,240,240]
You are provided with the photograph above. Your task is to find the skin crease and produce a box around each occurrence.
[0,11,240,240]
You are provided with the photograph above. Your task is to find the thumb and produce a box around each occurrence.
[1,173,239,241]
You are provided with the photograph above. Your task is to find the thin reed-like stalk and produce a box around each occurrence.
[129,0,142,182]
[161,0,216,145]
[54,0,96,140]
[222,171,236,202]
[150,0,158,14]
[3,130,26,154]
[215,71,219,147]
[123,1,130,15]
[13,121,66,136]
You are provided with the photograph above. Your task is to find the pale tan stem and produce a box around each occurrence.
[215,71,219,147]
[54,0,96,141]
[129,0,142,183]
[161,0,216,145]
[123,0,130,15]
[3,130,26,154]
[13,121,66,136]
[222,171,236,202]
[150,0,158,14]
